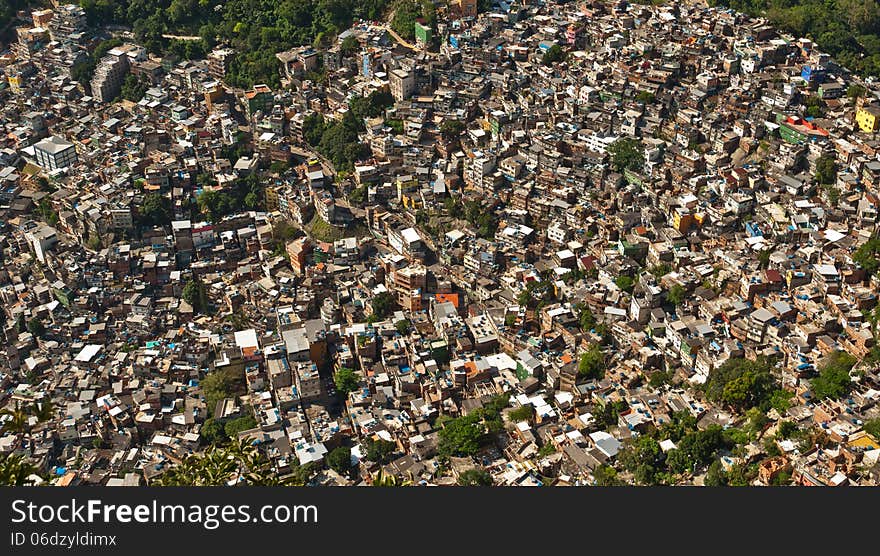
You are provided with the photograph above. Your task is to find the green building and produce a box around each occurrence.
[414,22,432,46]
[778,123,807,145]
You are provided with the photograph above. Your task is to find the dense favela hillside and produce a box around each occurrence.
[2,0,880,488]
[707,0,880,78]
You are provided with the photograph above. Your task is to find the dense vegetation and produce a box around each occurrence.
[196,173,265,221]
[119,73,150,102]
[444,198,499,239]
[853,235,880,277]
[302,112,369,172]
[70,37,123,90]
[182,277,209,313]
[77,0,392,87]
[708,0,880,77]
[333,366,360,396]
[390,0,436,42]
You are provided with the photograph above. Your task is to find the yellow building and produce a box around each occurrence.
[672,207,696,233]
[7,73,22,94]
[856,105,880,133]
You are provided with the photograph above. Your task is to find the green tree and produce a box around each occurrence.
[593,464,625,486]
[438,412,486,458]
[0,453,41,486]
[541,44,565,66]
[348,185,367,205]
[457,468,493,486]
[370,468,412,486]
[183,278,210,313]
[326,446,352,475]
[614,275,634,292]
[334,367,360,397]
[302,113,326,147]
[704,357,777,412]
[200,418,227,444]
[156,440,299,486]
[578,344,606,380]
[864,418,880,440]
[649,370,672,389]
[140,193,170,227]
[848,84,867,99]
[811,350,856,400]
[667,284,686,306]
[391,0,423,41]
[201,368,243,414]
[371,291,395,319]
[704,459,728,486]
[579,305,597,332]
[608,137,644,173]
[119,74,149,102]
[440,119,466,141]
[508,405,534,423]
[649,263,672,278]
[618,436,664,485]
[394,319,410,335]
[363,438,397,464]
[224,415,257,438]
[340,35,359,57]
[854,236,880,277]
[778,420,798,440]
[815,154,837,185]
[27,318,45,337]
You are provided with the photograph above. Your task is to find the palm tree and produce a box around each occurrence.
[370,468,413,487]
[0,453,41,486]
[1,400,54,455]
[31,400,55,423]
[155,440,301,486]
[1,402,30,452]
[0,403,29,435]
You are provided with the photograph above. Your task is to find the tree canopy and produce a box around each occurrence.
[667,284,686,306]
[708,0,880,79]
[371,291,396,319]
[182,277,210,313]
[201,368,243,414]
[704,357,778,412]
[363,437,397,464]
[608,137,644,173]
[578,344,606,380]
[854,236,880,277]
[456,468,493,486]
[437,395,508,459]
[327,446,352,475]
[333,367,360,397]
[80,0,394,88]
[541,44,566,66]
[811,350,856,400]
